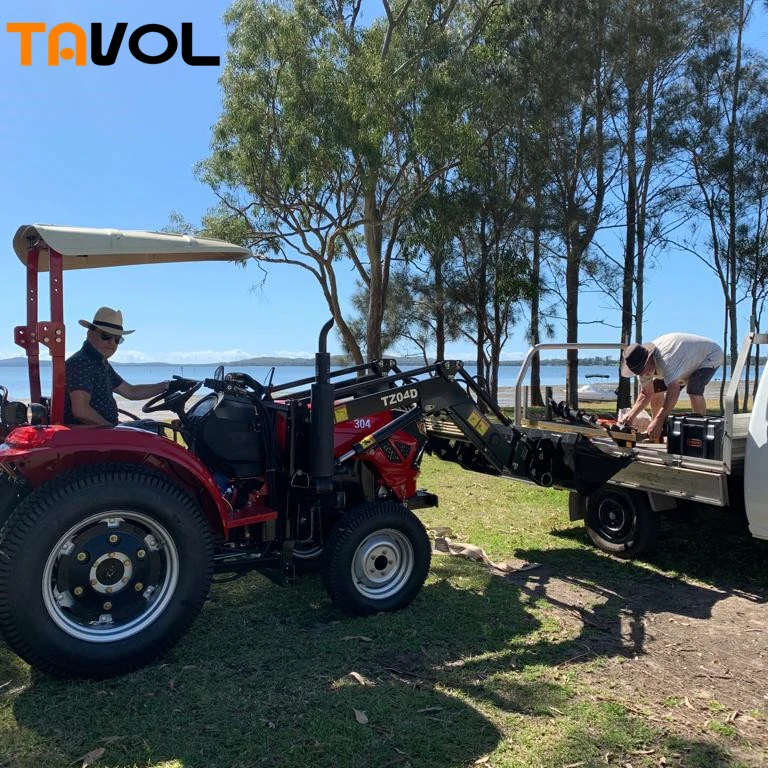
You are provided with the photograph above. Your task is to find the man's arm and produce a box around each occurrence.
[114,381,169,401]
[647,380,683,442]
[621,382,654,426]
[69,390,114,426]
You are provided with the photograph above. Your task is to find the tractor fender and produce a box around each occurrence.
[0,424,229,534]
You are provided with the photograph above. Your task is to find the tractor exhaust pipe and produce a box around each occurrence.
[311,319,335,494]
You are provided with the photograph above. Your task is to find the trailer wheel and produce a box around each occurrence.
[323,501,431,616]
[584,486,659,559]
[0,465,213,678]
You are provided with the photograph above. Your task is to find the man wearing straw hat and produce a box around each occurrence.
[64,307,185,426]
[619,332,723,443]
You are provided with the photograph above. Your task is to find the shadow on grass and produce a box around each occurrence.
[3,540,759,768]
[551,504,768,595]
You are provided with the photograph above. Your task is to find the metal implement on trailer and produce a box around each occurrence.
[511,336,765,510]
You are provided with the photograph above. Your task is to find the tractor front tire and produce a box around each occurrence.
[585,486,659,559]
[323,501,431,616]
[0,465,213,678]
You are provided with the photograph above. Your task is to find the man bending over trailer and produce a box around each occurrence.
[619,332,724,443]
[64,307,187,426]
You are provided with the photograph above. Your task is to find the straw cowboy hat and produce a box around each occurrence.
[620,341,655,377]
[78,307,135,336]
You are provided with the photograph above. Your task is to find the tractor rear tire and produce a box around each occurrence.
[322,501,431,616]
[0,476,25,537]
[585,486,659,559]
[0,465,213,678]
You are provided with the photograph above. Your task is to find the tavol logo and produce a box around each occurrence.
[6,22,220,66]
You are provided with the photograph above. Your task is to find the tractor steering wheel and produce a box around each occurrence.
[142,377,202,415]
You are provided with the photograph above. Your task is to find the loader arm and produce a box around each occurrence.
[328,362,631,496]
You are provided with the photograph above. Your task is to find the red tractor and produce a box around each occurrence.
[0,225,620,678]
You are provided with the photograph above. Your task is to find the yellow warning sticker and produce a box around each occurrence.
[334,405,349,423]
[467,410,491,436]
[359,435,376,449]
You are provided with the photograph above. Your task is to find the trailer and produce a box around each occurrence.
[426,334,768,558]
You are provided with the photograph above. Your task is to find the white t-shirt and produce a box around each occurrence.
[646,333,723,385]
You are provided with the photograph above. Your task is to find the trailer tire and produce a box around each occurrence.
[584,486,659,559]
[0,465,213,678]
[323,501,431,616]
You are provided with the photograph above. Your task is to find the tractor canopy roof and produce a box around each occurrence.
[13,224,251,271]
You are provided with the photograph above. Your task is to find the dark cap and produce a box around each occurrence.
[621,342,654,376]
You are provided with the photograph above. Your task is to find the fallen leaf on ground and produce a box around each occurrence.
[563,762,585,768]
[349,671,373,686]
[417,707,443,714]
[354,709,368,725]
[75,747,105,767]
[342,635,373,642]
[630,750,655,755]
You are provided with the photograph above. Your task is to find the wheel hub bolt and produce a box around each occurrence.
[136,549,146,559]
[76,552,88,563]
[135,582,144,592]
[103,601,112,611]
[73,586,84,597]
[108,534,120,544]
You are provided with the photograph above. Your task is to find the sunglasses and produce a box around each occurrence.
[97,331,124,345]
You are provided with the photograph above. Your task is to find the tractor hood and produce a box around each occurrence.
[13,224,251,271]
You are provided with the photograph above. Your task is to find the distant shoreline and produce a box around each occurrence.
[0,356,622,368]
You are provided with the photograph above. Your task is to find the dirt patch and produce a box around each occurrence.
[514,563,768,764]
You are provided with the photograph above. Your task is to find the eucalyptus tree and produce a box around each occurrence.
[198,0,493,362]
[735,95,768,401]
[385,178,469,362]
[673,0,763,402]
[607,0,728,407]
[535,0,622,408]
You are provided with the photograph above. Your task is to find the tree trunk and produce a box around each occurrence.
[435,255,446,362]
[364,184,384,361]
[618,78,638,410]
[566,240,580,409]
[529,188,544,407]
[726,0,745,408]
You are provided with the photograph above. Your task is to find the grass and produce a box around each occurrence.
[2,455,767,768]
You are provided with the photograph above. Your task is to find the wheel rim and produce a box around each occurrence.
[41,510,180,643]
[350,528,414,600]
[595,494,635,543]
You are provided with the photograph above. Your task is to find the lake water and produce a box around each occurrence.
[0,362,624,400]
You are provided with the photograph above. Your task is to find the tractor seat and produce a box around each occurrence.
[29,399,50,426]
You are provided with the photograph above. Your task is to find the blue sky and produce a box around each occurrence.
[1,1,767,364]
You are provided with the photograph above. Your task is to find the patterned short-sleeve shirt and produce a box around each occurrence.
[64,341,124,425]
